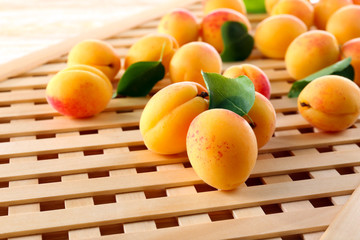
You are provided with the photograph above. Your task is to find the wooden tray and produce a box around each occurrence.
[1,1,360,239]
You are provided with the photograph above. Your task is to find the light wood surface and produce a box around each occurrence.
[0,0,359,239]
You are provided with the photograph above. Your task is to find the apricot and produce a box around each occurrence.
[46,65,113,118]
[203,0,247,15]
[158,8,199,46]
[285,30,340,80]
[124,33,179,73]
[314,0,352,30]
[140,82,209,155]
[271,0,314,28]
[200,8,251,53]
[254,14,307,59]
[169,42,222,88]
[67,39,120,82]
[247,92,276,148]
[223,64,271,99]
[342,38,360,86]
[298,75,360,132]
[187,109,258,190]
[326,5,360,45]
[354,0,360,4]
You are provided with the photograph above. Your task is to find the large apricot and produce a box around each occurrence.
[124,33,179,73]
[313,0,352,30]
[342,38,360,86]
[187,109,257,190]
[169,42,222,88]
[247,92,276,148]
[140,82,209,155]
[285,30,340,80]
[298,75,360,132]
[67,39,120,82]
[254,14,307,59]
[200,8,251,53]
[271,0,314,28]
[46,65,113,118]
[223,64,271,99]
[158,8,199,46]
[326,5,360,45]
[203,0,247,15]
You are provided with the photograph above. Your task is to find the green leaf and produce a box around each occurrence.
[202,71,255,117]
[114,61,165,97]
[288,57,354,98]
[220,21,254,62]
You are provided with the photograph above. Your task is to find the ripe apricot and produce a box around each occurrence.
[200,8,251,53]
[140,82,209,155]
[203,0,247,15]
[158,8,199,46]
[298,75,360,132]
[342,38,360,86]
[169,42,222,88]
[314,0,352,30]
[223,64,271,99]
[67,39,120,82]
[247,92,276,148]
[187,109,257,190]
[265,0,280,13]
[254,14,307,59]
[46,65,113,118]
[326,5,360,45]
[271,0,314,28]
[124,33,179,73]
[285,30,340,80]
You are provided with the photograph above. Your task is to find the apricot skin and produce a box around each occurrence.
[140,82,208,155]
[254,14,307,59]
[187,109,258,190]
[326,5,360,45]
[200,8,251,53]
[46,65,113,118]
[247,92,276,148]
[342,38,360,86]
[203,0,247,15]
[298,75,360,132]
[124,33,179,73]
[67,39,120,82]
[223,64,271,99]
[271,0,314,28]
[158,8,199,46]
[314,0,352,30]
[285,30,340,80]
[169,42,222,88]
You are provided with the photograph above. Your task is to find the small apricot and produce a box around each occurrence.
[187,109,258,190]
[67,39,120,82]
[169,42,222,88]
[158,8,199,46]
[326,5,360,45]
[223,64,271,99]
[285,30,340,80]
[124,33,179,73]
[140,82,209,155]
[271,0,314,28]
[200,8,251,53]
[254,14,307,59]
[298,75,360,132]
[46,65,113,118]
[342,38,360,86]
[313,0,352,30]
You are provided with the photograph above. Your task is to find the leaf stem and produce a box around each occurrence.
[244,114,256,129]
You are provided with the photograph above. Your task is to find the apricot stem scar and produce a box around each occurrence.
[300,102,311,108]
[198,91,209,98]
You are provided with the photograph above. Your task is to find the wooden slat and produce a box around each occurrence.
[110,206,339,240]
[0,75,50,91]
[1,174,359,238]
